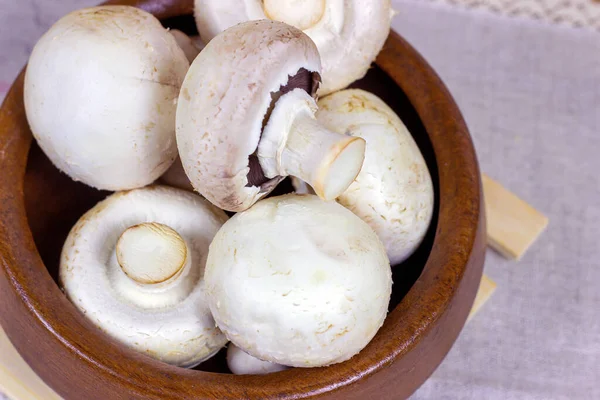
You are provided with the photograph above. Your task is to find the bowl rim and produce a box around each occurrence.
[0,3,485,399]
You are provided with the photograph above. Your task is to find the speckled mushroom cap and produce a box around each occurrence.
[59,186,229,368]
[176,20,321,212]
[24,6,189,190]
[205,194,392,367]
[193,0,393,95]
[316,89,434,265]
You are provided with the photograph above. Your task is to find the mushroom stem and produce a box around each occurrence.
[258,89,365,201]
[263,0,326,30]
[116,222,188,285]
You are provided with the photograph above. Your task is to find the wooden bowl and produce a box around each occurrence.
[0,0,486,398]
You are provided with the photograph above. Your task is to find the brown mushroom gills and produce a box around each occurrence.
[246,68,320,188]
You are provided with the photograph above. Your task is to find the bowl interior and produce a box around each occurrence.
[23,15,439,375]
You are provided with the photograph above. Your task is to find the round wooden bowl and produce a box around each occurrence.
[0,0,485,398]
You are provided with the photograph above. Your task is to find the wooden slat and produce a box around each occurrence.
[0,327,62,400]
[467,274,497,323]
[482,174,549,260]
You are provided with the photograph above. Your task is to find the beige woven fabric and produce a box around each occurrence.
[424,0,600,30]
[393,1,600,398]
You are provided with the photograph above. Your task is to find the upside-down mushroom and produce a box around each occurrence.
[176,20,366,212]
[24,6,189,190]
[59,186,229,367]
[205,194,392,367]
[194,0,393,95]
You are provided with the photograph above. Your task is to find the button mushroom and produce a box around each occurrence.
[205,194,392,367]
[227,343,288,375]
[291,176,315,195]
[193,0,393,95]
[316,89,435,265]
[170,29,205,63]
[59,186,229,367]
[160,156,195,191]
[24,6,189,190]
[176,20,366,212]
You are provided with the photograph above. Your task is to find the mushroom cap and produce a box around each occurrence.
[59,186,229,368]
[159,156,195,191]
[226,343,288,375]
[291,176,315,195]
[170,29,204,63]
[316,89,434,265]
[193,0,392,95]
[205,194,392,367]
[24,6,189,190]
[176,20,321,212]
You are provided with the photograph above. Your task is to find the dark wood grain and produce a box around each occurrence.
[0,1,486,399]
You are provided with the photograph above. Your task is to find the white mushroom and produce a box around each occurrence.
[316,89,434,265]
[205,194,392,367]
[291,176,315,195]
[59,186,229,368]
[159,156,195,191]
[176,20,366,212]
[169,29,205,63]
[194,0,393,95]
[227,343,288,375]
[24,6,189,190]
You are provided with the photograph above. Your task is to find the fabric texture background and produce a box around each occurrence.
[423,0,600,30]
[0,0,599,399]
[394,1,600,399]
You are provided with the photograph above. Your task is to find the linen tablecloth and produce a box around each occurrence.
[394,2,600,399]
[1,1,599,399]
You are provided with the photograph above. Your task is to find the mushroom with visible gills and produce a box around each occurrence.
[316,89,435,265]
[176,20,366,212]
[194,0,394,95]
[205,194,392,367]
[24,6,189,190]
[227,343,288,375]
[59,186,229,368]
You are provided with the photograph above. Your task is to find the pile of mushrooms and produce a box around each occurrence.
[23,3,434,373]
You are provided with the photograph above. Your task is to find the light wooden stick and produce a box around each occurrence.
[467,274,497,323]
[0,326,62,400]
[482,174,549,260]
